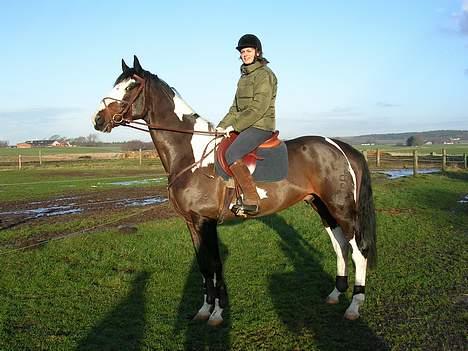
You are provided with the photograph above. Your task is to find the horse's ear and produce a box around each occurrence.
[121,59,130,72]
[133,55,143,73]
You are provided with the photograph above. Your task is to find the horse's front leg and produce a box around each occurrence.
[186,215,227,327]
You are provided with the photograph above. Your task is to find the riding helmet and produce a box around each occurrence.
[236,34,262,53]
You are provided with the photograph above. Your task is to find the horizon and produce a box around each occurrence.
[7,128,468,146]
[1,1,468,145]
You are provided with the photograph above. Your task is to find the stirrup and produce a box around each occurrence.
[231,199,259,217]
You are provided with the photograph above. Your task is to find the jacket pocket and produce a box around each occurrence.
[237,78,253,98]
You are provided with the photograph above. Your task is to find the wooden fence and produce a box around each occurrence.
[363,149,468,175]
[1,148,467,174]
[0,149,158,170]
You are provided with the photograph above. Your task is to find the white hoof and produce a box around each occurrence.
[207,316,223,327]
[344,310,360,320]
[193,310,211,321]
[207,298,224,327]
[193,295,212,321]
[325,288,341,304]
[344,293,365,320]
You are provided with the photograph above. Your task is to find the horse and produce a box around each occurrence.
[92,56,377,327]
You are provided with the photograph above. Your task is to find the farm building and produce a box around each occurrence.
[16,140,72,148]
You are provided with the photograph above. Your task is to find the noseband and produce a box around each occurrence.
[101,74,146,126]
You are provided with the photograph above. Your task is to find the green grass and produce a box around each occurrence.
[0,146,123,156]
[0,170,466,350]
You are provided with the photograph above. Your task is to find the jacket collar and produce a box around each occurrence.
[241,60,264,75]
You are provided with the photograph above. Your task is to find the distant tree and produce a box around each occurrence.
[86,133,100,145]
[121,140,154,151]
[406,135,424,146]
[0,140,8,147]
[49,134,61,140]
[71,136,87,145]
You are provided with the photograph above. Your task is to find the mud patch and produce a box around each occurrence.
[379,168,440,179]
[0,187,173,232]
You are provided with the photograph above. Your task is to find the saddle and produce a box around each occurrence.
[216,131,281,176]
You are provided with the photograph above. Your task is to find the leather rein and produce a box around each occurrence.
[101,73,224,188]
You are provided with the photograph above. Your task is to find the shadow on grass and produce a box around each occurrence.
[76,271,150,351]
[172,240,231,350]
[442,170,468,182]
[260,214,389,351]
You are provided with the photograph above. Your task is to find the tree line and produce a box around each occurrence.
[0,134,154,151]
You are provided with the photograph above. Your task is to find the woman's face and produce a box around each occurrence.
[240,47,257,65]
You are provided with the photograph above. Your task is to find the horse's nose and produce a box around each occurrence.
[93,113,104,130]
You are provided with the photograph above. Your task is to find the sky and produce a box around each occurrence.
[1,0,467,145]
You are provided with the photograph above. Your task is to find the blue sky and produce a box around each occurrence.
[1,0,467,144]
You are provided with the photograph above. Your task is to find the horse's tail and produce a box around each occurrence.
[356,157,377,269]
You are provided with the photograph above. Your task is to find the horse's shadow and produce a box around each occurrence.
[76,271,150,351]
[260,214,389,351]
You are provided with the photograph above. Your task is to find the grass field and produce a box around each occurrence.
[0,166,466,350]
[0,146,123,157]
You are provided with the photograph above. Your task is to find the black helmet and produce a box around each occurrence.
[236,34,262,53]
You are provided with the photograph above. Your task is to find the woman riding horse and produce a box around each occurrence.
[92,55,376,326]
[216,34,277,216]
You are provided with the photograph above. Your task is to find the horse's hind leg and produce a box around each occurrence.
[324,226,350,304]
[306,197,351,304]
[186,215,227,326]
[344,237,367,320]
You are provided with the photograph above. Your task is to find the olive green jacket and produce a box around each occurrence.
[218,60,277,132]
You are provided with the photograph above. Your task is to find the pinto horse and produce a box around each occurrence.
[92,56,376,326]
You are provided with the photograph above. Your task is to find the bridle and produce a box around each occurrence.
[101,73,225,188]
[102,73,220,137]
[101,74,147,127]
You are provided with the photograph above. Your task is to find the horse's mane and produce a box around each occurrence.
[114,69,174,97]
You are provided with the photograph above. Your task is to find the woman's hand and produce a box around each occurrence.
[216,126,234,137]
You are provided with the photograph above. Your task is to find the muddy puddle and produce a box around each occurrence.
[378,168,441,179]
[458,194,468,204]
[0,195,168,222]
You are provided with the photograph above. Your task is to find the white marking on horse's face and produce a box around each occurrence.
[324,137,357,202]
[190,117,215,171]
[325,226,349,276]
[92,78,136,125]
[256,187,268,199]
[173,92,195,121]
[349,237,367,286]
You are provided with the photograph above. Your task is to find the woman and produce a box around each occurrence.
[216,34,277,216]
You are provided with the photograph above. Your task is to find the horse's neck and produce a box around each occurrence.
[147,92,215,176]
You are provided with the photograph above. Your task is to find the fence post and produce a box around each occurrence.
[376,149,380,168]
[413,150,418,176]
[464,153,467,169]
[39,150,42,166]
[139,148,142,166]
[442,148,446,171]
[18,155,22,170]
[362,150,368,162]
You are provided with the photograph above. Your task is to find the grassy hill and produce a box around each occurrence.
[336,130,468,145]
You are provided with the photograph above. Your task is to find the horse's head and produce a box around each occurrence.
[92,55,148,132]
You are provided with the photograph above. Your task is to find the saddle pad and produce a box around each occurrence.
[215,141,288,182]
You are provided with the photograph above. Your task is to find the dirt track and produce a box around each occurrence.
[0,187,178,247]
